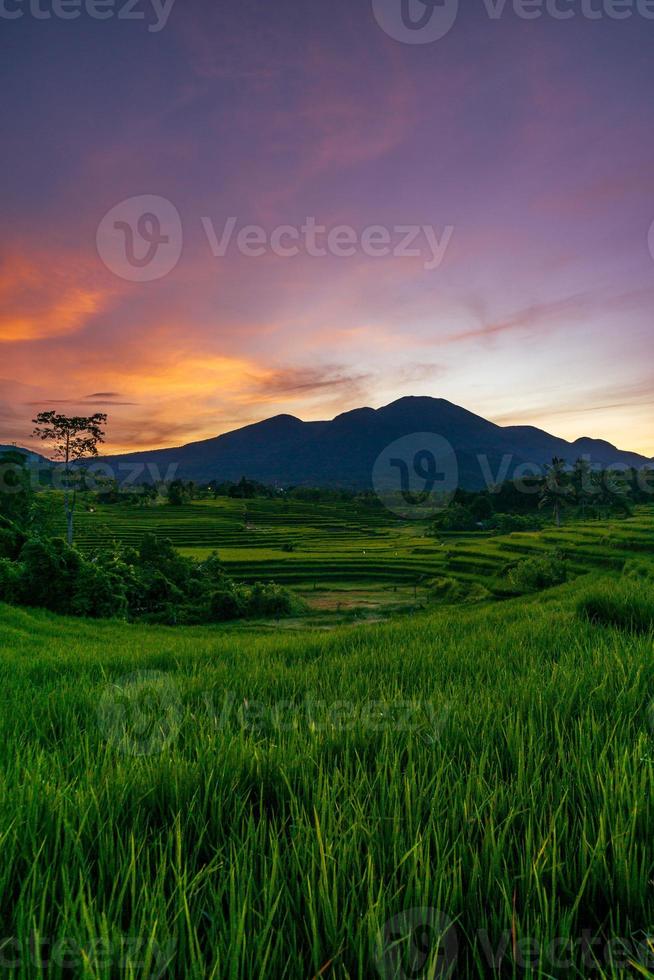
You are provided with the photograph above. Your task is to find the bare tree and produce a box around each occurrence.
[32,411,107,546]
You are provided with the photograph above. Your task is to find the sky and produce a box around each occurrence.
[1,0,653,456]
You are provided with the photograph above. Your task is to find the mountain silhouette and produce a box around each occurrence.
[84,397,652,489]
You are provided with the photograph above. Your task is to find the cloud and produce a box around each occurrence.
[0,251,112,343]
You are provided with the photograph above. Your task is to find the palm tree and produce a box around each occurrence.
[539,457,570,528]
[572,457,593,519]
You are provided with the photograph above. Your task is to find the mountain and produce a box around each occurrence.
[86,397,652,490]
[0,445,52,467]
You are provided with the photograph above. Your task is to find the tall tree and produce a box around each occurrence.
[539,457,570,528]
[32,411,107,546]
[572,457,593,519]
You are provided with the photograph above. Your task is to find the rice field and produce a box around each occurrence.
[70,498,654,601]
[5,500,653,976]
[1,565,654,977]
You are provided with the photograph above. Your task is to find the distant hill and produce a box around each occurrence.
[0,445,52,467]
[79,397,652,490]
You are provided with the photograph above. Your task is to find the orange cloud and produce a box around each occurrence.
[0,251,109,342]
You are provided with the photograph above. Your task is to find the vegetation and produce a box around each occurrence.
[31,411,107,545]
[2,439,654,975]
[0,527,300,625]
[506,550,567,594]
[578,577,654,634]
[0,570,653,977]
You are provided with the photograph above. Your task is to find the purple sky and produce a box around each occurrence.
[1,0,652,454]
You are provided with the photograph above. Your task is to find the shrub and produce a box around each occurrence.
[491,513,543,534]
[0,530,298,625]
[437,505,478,532]
[0,526,24,561]
[69,560,128,619]
[0,558,21,603]
[506,551,567,593]
[18,537,83,613]
[208,584,245,622]
[245,582,296,618]
[622,559,654,583]
[429,576,490,604]
[578,580,654,634]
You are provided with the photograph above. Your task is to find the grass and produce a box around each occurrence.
[1,558,654,976]
[10,501,654,974]
[578,578,654,633]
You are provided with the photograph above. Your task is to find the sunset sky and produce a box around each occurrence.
[1,0,653,456]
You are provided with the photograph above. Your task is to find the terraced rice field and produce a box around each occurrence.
[69,498,654,599]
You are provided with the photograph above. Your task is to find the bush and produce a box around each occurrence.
[0,558,21,603]
[18,537,83,613]
[245,582,296,618]
[0,526,24,561]
[578,580,654,634]
[429,576,490,604]
[208,584,245,622]
[622,559,654,583]
[491,513,543,534]
[69,561,127,619]
[506,551,567,593]
[0,530,298,625]
[436,505,478,532]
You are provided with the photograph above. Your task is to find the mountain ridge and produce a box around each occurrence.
[93,397,654,489]
[3,398,651,490]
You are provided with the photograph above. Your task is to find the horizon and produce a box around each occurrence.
[6,392,653,461]
[1,1,653,457]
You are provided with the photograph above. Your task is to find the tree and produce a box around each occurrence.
[0,449,33,529]
[571,457,593,519]
[167,479,190,507]
[539,457,571,528]
[32,411,107,546]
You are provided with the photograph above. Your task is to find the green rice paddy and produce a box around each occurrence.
[2,500,653,976]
